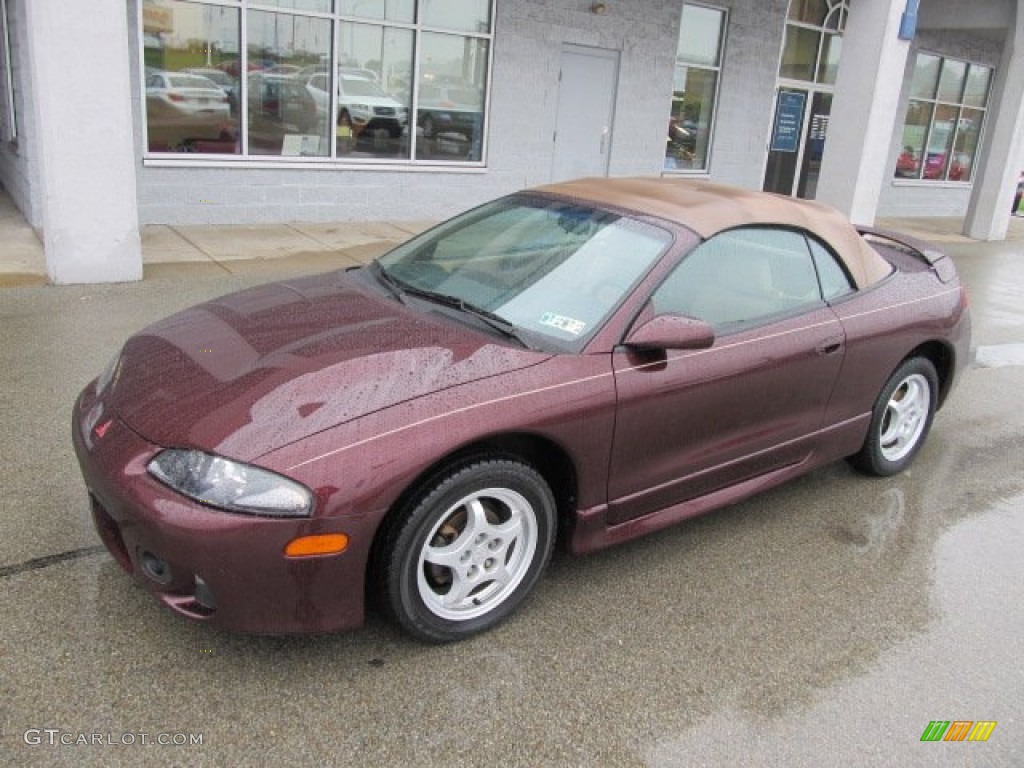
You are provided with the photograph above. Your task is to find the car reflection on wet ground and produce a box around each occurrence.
[2,235,1022,766]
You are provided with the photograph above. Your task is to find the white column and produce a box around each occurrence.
[963,8,1024,241]
[24,0,141,284]
[815,0,911,225]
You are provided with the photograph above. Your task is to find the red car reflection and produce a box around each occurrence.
[896,147,920,178]
[73,179,971,642]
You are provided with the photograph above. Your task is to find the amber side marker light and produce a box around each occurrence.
[285,534,349,558]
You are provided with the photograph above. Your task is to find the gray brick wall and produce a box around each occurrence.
[705,0,788,188]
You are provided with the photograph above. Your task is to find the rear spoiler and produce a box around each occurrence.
[856,226,946,265]
[856,225,957,283]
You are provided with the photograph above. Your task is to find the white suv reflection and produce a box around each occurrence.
[305,71,408,139]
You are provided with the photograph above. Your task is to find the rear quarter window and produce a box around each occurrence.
[806,236,855,299]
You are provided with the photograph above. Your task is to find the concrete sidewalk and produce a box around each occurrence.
[2,187,1022,287]
[0,190,436,287]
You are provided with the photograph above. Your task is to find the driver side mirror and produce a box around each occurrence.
[624,314,715,351]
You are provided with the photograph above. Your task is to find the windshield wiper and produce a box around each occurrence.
[370,264,533,349]
[400,285,534,349]
[369,262,408,303]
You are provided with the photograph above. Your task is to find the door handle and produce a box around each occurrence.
[816,338,843,356]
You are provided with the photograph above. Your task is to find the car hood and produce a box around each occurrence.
[105,270,549,460]
[344,95,402,108]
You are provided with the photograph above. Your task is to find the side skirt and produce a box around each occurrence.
[568,413,870,555]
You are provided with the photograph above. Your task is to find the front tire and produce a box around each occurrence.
[337,111,354,154]
[377,460,556,643]
[851,357,938,476]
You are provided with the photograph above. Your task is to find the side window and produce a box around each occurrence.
[806,236,854,300]
[652,227,823,328]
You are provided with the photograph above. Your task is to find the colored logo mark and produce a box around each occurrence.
[920,720,997,742]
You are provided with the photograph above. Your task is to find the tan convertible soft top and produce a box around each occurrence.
[533,177,892,289]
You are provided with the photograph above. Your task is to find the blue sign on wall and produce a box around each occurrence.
[770,91,806,153]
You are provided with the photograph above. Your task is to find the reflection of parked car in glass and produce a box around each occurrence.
[417,84,482,140]
[336,74,408,139]
[247,73,320,152]
[1013,172,1023,214]
[895,146,920,178]
[921,152,966,181]
[145,71,234,152]
[183,67,239,115]
[665,117,698,168]
[303,71,336,123]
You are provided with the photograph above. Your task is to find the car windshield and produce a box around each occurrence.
[342,77,388,98]
[376,195,672,351]
[448,89,481,106]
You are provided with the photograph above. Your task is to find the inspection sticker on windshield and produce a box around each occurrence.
[539,312,586,336]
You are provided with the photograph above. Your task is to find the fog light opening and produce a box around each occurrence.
[284,533,349,558]
[193,575,217,611]
[140,550,172,585]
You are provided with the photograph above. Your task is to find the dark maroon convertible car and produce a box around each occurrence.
[73,179,970,642]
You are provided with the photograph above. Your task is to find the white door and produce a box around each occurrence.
[551,45,619,182]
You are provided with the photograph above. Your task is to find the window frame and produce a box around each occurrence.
[663,2,728,176]
[778,0,848,86]
[138,0,495,171]
[893,51,992,185]
[0,0,16,143]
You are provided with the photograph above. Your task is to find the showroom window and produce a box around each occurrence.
[140,0,492,164]
[779,0,847,85]
[664,3,726,173]
[894,53,991,183]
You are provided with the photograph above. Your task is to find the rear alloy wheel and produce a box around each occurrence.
[379,460,555,643]
[852,357,938,476]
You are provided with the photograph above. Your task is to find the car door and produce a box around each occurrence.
[606,226,848,525]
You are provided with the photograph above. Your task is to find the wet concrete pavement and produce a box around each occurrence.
[2,235,1023,766]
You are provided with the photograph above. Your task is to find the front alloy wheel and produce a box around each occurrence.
[378,460,556,642]
[852,357,939,476]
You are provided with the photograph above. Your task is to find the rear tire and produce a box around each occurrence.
[851,357,938,476]
[376,459,556,643]
[422,115,436,139]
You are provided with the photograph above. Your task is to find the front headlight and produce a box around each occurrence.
[147,449,313,518]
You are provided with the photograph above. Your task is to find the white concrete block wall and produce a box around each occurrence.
[0,0,42,228]
[877,29,1004,218]
[705,0,789,189]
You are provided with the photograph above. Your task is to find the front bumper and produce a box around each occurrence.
[351,115,404,135]
[72,389,368,634]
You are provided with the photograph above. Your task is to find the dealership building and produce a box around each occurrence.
[0,0,1021,283]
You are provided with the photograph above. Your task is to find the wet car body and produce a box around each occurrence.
[73,179,970,640]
